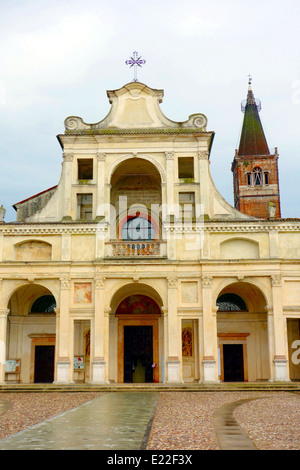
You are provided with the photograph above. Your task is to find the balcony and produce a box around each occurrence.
[106,240,165,257]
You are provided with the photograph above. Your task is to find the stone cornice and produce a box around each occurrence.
[0,223,107,235]
[62,128,212,136]
[203,219,300,232]
[0,219,299,235]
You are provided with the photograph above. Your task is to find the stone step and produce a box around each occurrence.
[0,382,299,393]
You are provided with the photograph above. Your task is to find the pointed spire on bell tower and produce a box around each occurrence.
[232,77,281,219]
[237,76,270,156]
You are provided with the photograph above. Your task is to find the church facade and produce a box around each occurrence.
[1,81,300,385]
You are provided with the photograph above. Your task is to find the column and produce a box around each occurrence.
[91,276,108,383]
[55,277,71,383]
[201,276,218,382]
[0,307,9,384]
[270,274,289,381]
[61,153,73,221]
[166,276,180,383]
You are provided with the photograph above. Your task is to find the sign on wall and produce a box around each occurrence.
[5,359,21,373]
[74,356,84,370]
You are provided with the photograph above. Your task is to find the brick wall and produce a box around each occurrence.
[232,154,281,218]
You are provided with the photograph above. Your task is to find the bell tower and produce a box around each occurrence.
[232,79,281,219]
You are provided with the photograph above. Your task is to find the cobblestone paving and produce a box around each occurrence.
[0,392,102,439]
[0,391,299,450]
[0,392,158,450]
[146,391,300,450]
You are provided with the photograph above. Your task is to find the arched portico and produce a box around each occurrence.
[109,283,164,383]
[5,282,58,384]
[216,281,270,382]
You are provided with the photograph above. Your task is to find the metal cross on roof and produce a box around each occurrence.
[125,51,146,82]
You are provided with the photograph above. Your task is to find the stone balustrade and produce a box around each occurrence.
[107,241,162,257]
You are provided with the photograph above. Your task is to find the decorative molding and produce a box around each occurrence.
[60,277,71,290]
[0,226,107,236]
[165,152,174,160]
[0,308,10,317]
[1,220,300,236]
[95,277,105,289]
[271,274,282,287]
[273,355,288,363]
[198,151,209,160]
[161,307,168,316]
[204,222,300,232]
[97,152,106,162]
[201,276,213,288]
[62,153,74,162]
[167,276,177,288]
[283,306,300,312]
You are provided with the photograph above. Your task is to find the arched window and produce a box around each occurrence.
[217,293,247,311]
[31,295,56,313]
[121,217,155,241]
[253,167,262,186]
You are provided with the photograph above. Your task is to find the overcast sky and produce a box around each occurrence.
[0,0,299,222]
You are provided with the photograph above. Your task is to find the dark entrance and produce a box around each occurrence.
[223,344,244,382]
[34,345,55,383]
[124,326,153,383]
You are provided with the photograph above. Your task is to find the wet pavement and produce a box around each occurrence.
[0,392,158,450]
[212,397,261,450]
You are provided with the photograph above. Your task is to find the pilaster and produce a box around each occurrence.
[96,152,106,218]
[166,276,180,383]
[0,306,9,384]
[270,274,289,381]
[165,152,174,211]
[61,153,74,221]
[201,275,218,383]
[55,277,71,383]
[198,151,210,217]
[91,276,109,383]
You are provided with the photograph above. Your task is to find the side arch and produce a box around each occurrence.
[5,281,59,314]
[213,278,269,312]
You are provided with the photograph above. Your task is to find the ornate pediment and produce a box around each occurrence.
[64,82,207,132]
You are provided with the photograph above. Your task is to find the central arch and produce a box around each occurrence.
[110,283,163,383]
[110,158,162,242]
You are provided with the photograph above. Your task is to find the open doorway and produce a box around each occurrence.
[34,345,55,383]
[124,325,153,383]
[223,344,244,382]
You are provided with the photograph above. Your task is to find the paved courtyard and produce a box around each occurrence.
[0,391,299,450]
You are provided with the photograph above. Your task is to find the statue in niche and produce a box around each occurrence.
[268,201,276,218]
[84,329,90,358]
[182,327,193,357]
